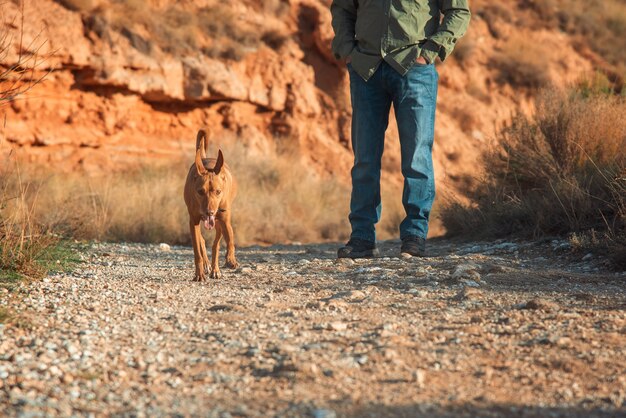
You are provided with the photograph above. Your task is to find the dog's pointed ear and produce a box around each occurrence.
[196,129,209,158]
[214,149,224,174]
[195,137,209,176]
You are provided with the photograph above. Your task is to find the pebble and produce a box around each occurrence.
[451,264,481,281]
[412,369,426,387]
[313,409,337,418]
[327,322,348,331]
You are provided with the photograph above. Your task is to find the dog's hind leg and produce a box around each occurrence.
[190,220,206,282]
[210,223,223,279]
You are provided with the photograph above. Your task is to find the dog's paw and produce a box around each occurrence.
[193,273,207,282]
[226,258,239,269]
[209,269,222,280]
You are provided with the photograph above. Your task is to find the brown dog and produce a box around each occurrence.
[183,129,238,281]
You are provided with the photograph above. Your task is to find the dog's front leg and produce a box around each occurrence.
[210,223,223,279]
[200,235,210,274]
[222,216,239,269]
[190,220,206,282]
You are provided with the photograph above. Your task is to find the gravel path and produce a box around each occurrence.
[1,239,625,417]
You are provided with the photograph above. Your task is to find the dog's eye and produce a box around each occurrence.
[216,190,222,195]
[197,188,206,195]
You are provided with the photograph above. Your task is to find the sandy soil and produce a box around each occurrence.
[1,239,625,417]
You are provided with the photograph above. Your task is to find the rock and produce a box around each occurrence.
[450,264,482,282]
[519,298,559,311]
[582,253,593,261]
[412,369,426,387]
[325,290,367,302]
[182,56,247,102]
[552,241,572,251]
[491,242,519,252]
[452,287,483,301]
[461,279,481,288]
[312,409,337,418]
[158,243,171,252]
[207,305,234,312]
[327,322,348,331]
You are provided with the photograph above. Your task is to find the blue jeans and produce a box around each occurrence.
[347,60,438,242]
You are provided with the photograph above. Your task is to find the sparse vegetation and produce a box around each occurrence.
[440,87,626,267]
[0,157,79,288]
[525,0,626,73]
[57,0,289,60]
[491,36,552,90]
[1,2,76,287]
[4,143,406,246]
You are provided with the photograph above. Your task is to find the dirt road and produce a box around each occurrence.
[1,239,625,417]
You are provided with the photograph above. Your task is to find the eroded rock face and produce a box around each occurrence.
[0,0,595,225]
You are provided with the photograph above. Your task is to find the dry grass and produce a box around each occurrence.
[0,155,77,288]
[440,87,626,267]
[64,0,288,60]
[4,141,409,247]
[5,147,328,245]
[490,36,552,90]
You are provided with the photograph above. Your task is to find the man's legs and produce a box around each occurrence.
[389,63,439,243]
[347,63,392,243]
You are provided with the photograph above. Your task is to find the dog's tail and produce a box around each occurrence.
[196,129,210,158]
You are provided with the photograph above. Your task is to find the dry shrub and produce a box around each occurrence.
[0,156,69,286]
[491,37,551,89]
[440,87,626,266]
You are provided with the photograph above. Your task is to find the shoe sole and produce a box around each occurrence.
[338,248,380,259]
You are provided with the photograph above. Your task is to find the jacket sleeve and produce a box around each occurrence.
[330,0,358,60]
[421,0,471,63]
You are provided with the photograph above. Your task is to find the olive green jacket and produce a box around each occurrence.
[331,0,471,81]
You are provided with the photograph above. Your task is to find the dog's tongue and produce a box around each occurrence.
[203,216,216,230]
